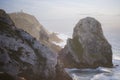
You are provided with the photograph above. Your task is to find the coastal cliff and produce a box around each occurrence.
[0,9,72,80]
[9,12,62,53]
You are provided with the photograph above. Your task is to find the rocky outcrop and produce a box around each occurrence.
[0,9,14,27]
[9,12,48,41]
[59,17,113,68]
[9,12,62,53]
[0,9,72,80]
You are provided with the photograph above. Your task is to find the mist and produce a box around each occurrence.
[0,0,120,34]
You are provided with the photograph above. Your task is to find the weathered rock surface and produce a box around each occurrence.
[9,12,62,53]
[59,17,113,68]
[0,9,72,80]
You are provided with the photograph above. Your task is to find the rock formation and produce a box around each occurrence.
[9,12,62,53]
[59,17,113,68]
[9,12,48,41]
[0,9,72,80]
[49,32,63,43]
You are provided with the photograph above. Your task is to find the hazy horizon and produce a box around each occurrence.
[0,0,120,34]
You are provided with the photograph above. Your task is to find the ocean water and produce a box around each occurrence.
[55,31,120,80]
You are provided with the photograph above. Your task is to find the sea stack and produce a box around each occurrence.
[59,17,113,68]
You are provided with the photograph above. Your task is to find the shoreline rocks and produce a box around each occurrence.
[0,9,72,80]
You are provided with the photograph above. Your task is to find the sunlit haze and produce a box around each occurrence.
[0,0,120,34]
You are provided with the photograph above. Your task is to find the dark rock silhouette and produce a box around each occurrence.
[59,17,113,68]
[0,9,72,80]
[0,72,15,80]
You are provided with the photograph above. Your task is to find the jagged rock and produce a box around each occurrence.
[0,10,14,26]
[59,17,113,68]
[0,9,71,80]
[9,12,62,53]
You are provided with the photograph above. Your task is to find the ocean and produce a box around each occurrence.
[55,31,120,80]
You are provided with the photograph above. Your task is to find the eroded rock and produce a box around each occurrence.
[0,9,71,80]
[59,17,113,68]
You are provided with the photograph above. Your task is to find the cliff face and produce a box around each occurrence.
[0,9,72,80]
[9,12,62,53]
[59,17,113,68]
[9,12,49,41]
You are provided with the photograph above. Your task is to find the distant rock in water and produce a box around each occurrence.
[49,32,63,43]
[0,9,72,80]
[59,17,113,68]
[9,12,62,53]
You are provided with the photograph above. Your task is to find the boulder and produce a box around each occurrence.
[59,17,113,68]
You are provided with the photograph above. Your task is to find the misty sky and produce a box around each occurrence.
[0,0,120,34]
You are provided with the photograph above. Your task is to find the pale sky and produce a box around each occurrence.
[0,0,120,33]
